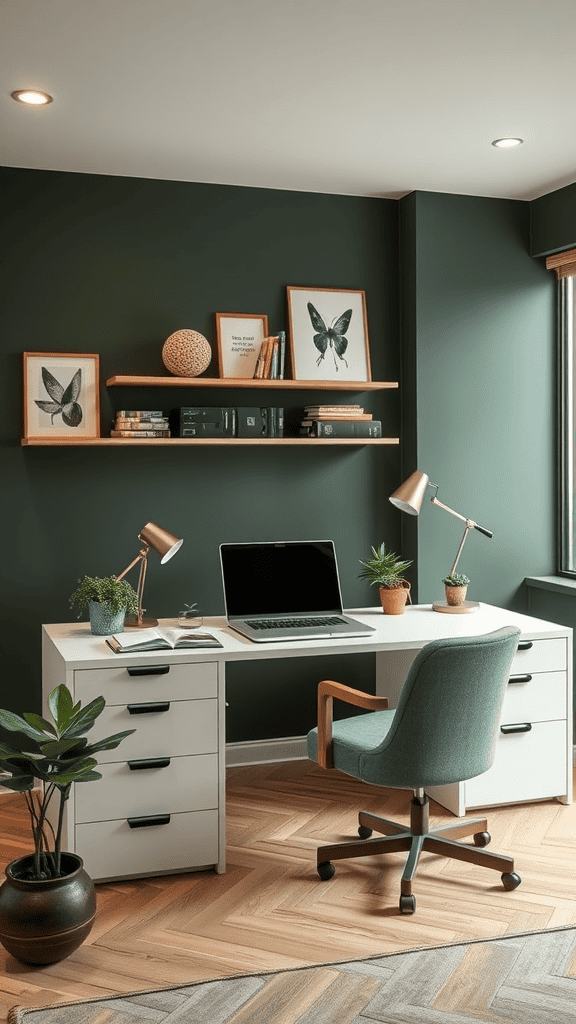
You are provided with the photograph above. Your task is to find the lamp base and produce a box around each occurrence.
[124,614,159,628]
[432,599,480,614]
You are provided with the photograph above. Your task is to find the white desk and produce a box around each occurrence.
[42,603,573,881]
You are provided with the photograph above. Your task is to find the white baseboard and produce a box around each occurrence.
[226,735,308,767]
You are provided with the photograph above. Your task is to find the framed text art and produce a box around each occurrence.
[215,312,269,379]
[23,352,100,442]
[286,286,372,383]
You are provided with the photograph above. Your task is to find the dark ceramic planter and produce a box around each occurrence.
[0,852,96,964]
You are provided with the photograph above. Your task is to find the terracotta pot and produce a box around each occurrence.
[445,584,468,606]
[0,852,96,965]
[379,580,411,615]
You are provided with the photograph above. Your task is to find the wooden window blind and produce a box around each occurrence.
[546,248,576,278]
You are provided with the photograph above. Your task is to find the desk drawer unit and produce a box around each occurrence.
[423,637,572,816]
[42,656,225,881]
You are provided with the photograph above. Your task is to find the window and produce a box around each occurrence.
[546,250,576,575]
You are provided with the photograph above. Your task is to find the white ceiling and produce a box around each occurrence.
[2,0,576,201]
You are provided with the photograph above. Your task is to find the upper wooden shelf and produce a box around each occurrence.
[105,375,398,391]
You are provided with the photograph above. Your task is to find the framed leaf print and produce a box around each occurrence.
[23,352,100,441]
[286,286,372,382]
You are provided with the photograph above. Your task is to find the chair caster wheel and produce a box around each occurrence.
[317,861,335,881]
[358,825,373,839]
[473,831,491,847]
[399,894,416,914]
[502,871,521,891]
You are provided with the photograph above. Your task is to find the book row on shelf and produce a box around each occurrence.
[253,332,286,379]
[110,404,382,440]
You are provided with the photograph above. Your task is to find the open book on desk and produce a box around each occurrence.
[106,627,223,654]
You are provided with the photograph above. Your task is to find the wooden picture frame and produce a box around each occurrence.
[23,352,100,442]
[215,312,269,379]
[286,286,372,382]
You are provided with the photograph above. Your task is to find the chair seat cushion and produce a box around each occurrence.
[307,709,396,779]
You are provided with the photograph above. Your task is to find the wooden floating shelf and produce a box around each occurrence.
[21,437,399,447]
[105,375,398,391]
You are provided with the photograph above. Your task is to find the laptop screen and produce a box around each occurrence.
[220,540,344,618]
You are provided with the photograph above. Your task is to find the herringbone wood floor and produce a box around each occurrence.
[0,761,575,1020]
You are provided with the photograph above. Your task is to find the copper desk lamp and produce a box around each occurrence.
[116,522,183,627]
[389,471,493,613]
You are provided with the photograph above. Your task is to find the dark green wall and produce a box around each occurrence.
[531,180,576,257]
[0,167,400,738]
[398,191,556,610]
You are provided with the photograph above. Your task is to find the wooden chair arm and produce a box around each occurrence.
[317,680,389,770]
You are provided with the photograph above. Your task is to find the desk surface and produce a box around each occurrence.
[44,603,572,669]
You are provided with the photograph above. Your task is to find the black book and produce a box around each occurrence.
[306,420,382,438]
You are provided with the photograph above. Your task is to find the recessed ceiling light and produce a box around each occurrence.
[491,137,523,149]
[11,90,53,106]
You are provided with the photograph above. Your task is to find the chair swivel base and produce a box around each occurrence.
[316,794,521,914]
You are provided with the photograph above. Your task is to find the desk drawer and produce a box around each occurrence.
[465,719,568,808]
[501,671,566,723]
[75,753,218,823]
[74,661,218,705]
[76,810,219,881]
[511,638,566,675]
[91,698,218,763]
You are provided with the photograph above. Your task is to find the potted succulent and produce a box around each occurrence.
[0,684,135,964]
[358,543,413,615]
[442,572,470,606]
[69,574,139,635]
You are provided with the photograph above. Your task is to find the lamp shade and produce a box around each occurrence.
[139,522,183,563]
[389,471,430,515]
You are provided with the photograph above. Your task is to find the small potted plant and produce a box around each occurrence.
[69,575,139,635]
[442,572,470,606]
[0,684,135,964]
[358,543,413,615]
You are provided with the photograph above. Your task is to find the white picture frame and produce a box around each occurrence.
[287,286,372,382]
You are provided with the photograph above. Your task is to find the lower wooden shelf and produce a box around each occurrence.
[22,437,399,447]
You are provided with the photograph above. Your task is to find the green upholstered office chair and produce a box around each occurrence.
[307,625,522,914]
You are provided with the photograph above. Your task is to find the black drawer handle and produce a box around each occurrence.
[127,701,170,715]
[127,664,170,677]
[127,757,171,771]
[508,674,532,684]
[501,722,532,734]
[127,813,171,829]
[517,641,533,651]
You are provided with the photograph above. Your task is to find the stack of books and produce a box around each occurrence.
[299,405,382,438]
[111,410,171,438]
[253,332,286,379]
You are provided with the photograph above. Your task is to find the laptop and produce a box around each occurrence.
[220,540,376,642]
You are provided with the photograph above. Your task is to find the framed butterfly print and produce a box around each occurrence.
[286,286,372,382]
[23,352,100,442]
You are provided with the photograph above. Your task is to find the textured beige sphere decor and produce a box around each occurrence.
[162,329,212,377]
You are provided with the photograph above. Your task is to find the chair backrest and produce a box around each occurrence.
[359,626,520,789]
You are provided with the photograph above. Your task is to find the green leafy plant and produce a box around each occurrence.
[443,572,470,586]
[0,686,135,880]
[69,575,139,617]
[358,543,413,590]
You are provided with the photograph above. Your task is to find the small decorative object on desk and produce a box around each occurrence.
[178,602,203,628]
[358,542,413,615]
[162,329,212,377]
[442,573,470,607]
[0,684,134,964]
[111,410,170,438]
[69,575,139,635]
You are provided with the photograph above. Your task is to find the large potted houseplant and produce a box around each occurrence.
[69,574,139,635]
[358,543,413,615]
[0,685,135,964]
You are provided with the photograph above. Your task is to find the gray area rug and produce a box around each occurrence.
[9,926,576,1024]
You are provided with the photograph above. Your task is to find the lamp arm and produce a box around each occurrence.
[430,495,493,539]
[115,552,144,582]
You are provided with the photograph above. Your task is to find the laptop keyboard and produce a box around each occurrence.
[248,616,346,630]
